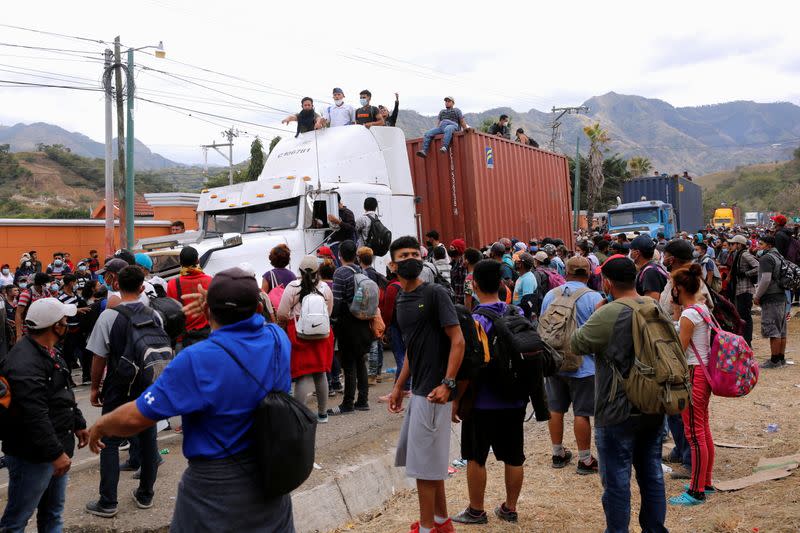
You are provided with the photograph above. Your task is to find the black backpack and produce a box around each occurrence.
[365,214,392,256]
[474,305,557,401]
[424,262,456,302]
[113,305,174,398]
[210,324,317,498]
[148,296,186,343]
[454,304,488,381]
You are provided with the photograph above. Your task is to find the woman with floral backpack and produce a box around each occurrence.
[669,264,716,506]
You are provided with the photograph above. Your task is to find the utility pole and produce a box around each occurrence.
[549,106,589,153]
[201,127,238,185]
[103,49,115,258]
[125,47,135,249]
[573,135,581,232]
[114,36,127,249]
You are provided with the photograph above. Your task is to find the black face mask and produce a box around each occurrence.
[396,258,424,280]
[425,240,434,248]
[54,323,68,341]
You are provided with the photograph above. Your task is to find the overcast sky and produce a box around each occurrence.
[1,0,798,165]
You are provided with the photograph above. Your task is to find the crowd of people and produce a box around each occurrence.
[0,201,795,533]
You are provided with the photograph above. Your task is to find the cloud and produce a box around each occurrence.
[647,34,782,71]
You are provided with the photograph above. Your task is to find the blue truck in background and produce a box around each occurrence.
[606,175,703,239]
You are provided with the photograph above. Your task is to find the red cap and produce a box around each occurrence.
[603,234,612,241]
[450,239,466,254]
[771,214,787,226]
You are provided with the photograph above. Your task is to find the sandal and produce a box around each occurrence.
[668,491,704,506]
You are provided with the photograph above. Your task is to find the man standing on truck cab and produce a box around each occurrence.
[282,97,322,137]
[416,96,469,158]
[321,87,355,128]
[355,90,385,128]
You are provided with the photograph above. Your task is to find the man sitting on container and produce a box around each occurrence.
[416,96,469,158]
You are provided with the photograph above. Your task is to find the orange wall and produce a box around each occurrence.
[0,222,172,267]
[150,206,199,230]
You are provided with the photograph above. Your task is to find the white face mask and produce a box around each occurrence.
[1,269,8,275]
[334,98,344,107]
[50,283,60,292]
[359,98,368,106]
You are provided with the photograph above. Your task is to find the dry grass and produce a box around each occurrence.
[335,317,800,533]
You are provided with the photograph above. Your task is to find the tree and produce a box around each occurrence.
[478,118,495,134]
[268,136,281,155]
[246,137,265,181]
[627,156,652,178]
[583,123,610,230]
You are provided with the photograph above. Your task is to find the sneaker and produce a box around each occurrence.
[85,500,118,518]
[668,491,704,506]
[131,488,153,509]
[761,359,784,369]
[317,414,329,424]
[330,383,344,393]
[576,456,599,475]
[452,507,488,524]
[354,402,370,411]
[551,449,573,469]
[415,150,428,159]
[436,518,456,533]
[327,405,355,416]
[684,483,717,494]
[670,465,692,479]
[119,460,139,472]
[119,439,130,451]
[439,146,448,153]
[662,452,682,464]
[494,503,519,523]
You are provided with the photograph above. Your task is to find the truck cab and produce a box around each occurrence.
[137,126,417,278]
[606,200,676,239]
[712,207,735,228]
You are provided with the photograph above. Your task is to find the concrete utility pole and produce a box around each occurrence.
[201,127,238,185]
[114,36,127,249]
[103,49,115,259]
[549,106,589,153]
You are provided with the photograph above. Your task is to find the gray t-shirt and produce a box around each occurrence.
[758,250,785,303]
[437,107,463,128]
[86,301,163,358]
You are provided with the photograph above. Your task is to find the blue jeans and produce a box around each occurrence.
[367,340,383,376]
[422,124,459,152]
[389,323,410,391]
[99,423,158,507]
[595,415,668,533]
[666,414,691,468]
[0,455,68,533]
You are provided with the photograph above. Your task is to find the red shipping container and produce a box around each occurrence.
[406,129,573,248]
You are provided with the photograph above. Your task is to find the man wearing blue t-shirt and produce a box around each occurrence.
[540,256,603,475]
[512,252,537,306]
[86,267,294,533]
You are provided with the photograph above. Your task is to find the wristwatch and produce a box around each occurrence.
[441,378,457,390]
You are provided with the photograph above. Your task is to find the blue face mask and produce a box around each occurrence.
[604,292,614,303]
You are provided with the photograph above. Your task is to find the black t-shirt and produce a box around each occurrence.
[635,261,668,296]
[395,283,459,397]
[355,105,379,125]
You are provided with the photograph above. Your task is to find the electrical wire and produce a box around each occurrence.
[0,23,109,45]
[0,79,102,92]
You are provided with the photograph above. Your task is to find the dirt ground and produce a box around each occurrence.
[337,316,800,533]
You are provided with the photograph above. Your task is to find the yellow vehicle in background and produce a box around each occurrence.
[712,205,741,228]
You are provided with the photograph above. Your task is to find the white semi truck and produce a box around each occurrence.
[138,125,417,277]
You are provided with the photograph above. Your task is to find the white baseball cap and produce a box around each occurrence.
[24,298,77,329]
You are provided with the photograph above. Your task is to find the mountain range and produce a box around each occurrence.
[2,92,800,175]
[0,122,180,170]
[394,92,800,175]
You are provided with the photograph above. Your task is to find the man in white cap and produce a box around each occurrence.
[0,298,88,532]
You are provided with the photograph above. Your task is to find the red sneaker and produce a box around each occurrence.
[436,518,456,532]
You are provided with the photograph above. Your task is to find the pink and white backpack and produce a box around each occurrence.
[688,305,759,397]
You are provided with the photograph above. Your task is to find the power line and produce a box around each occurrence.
[0,79,102,92]
[0,23,117,47]
[0,41,102,56]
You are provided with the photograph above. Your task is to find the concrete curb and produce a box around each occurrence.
[0,432,184,499]
[293,425,461,533]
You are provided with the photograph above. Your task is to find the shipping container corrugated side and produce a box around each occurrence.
[622,176,704,233]
[406,130,573,247]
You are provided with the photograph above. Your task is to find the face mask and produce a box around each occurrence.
[334,98,344,107]
[692,251,700,258]
[50,283,60,292]
[79,265,88,272]
[19,282,27,289]
[54,259,63,267]
[425,240,434,248]
[604,292,614,303]
[24,262,31,268]
[359,98,368,106]
[1,269,8,275]
[396,258,424,280]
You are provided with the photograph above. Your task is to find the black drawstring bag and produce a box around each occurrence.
[210,327,317,498]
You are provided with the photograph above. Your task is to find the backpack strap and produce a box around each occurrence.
[209,339,269,396]
[269,270,279,291]
[686,304,721,334]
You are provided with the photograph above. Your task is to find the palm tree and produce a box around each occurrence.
[627,156,652,178]
[583,123,610,230]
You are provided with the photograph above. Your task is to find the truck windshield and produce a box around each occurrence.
[715,218,732,224]
[608,208,659,226]
[203,197,300,234]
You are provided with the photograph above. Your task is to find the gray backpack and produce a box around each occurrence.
[347,267,379,320]
[537,286,593,373]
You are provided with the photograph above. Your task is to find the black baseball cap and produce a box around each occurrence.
[180,246,200,267]
[629,234,656,252]
[207,267,260,313]
[601,257,637,283]
[97,258,128,275]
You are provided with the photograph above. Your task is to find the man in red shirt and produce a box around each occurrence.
[166,247,212,349]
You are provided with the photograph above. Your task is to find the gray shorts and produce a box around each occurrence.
[545,375,595,417]
[761,300,788,338]
[395,394,451,480]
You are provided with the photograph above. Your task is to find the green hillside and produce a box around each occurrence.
[699,148,800,220]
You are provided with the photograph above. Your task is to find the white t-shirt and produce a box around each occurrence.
[680,303,711,366]
[323,103,355,127]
